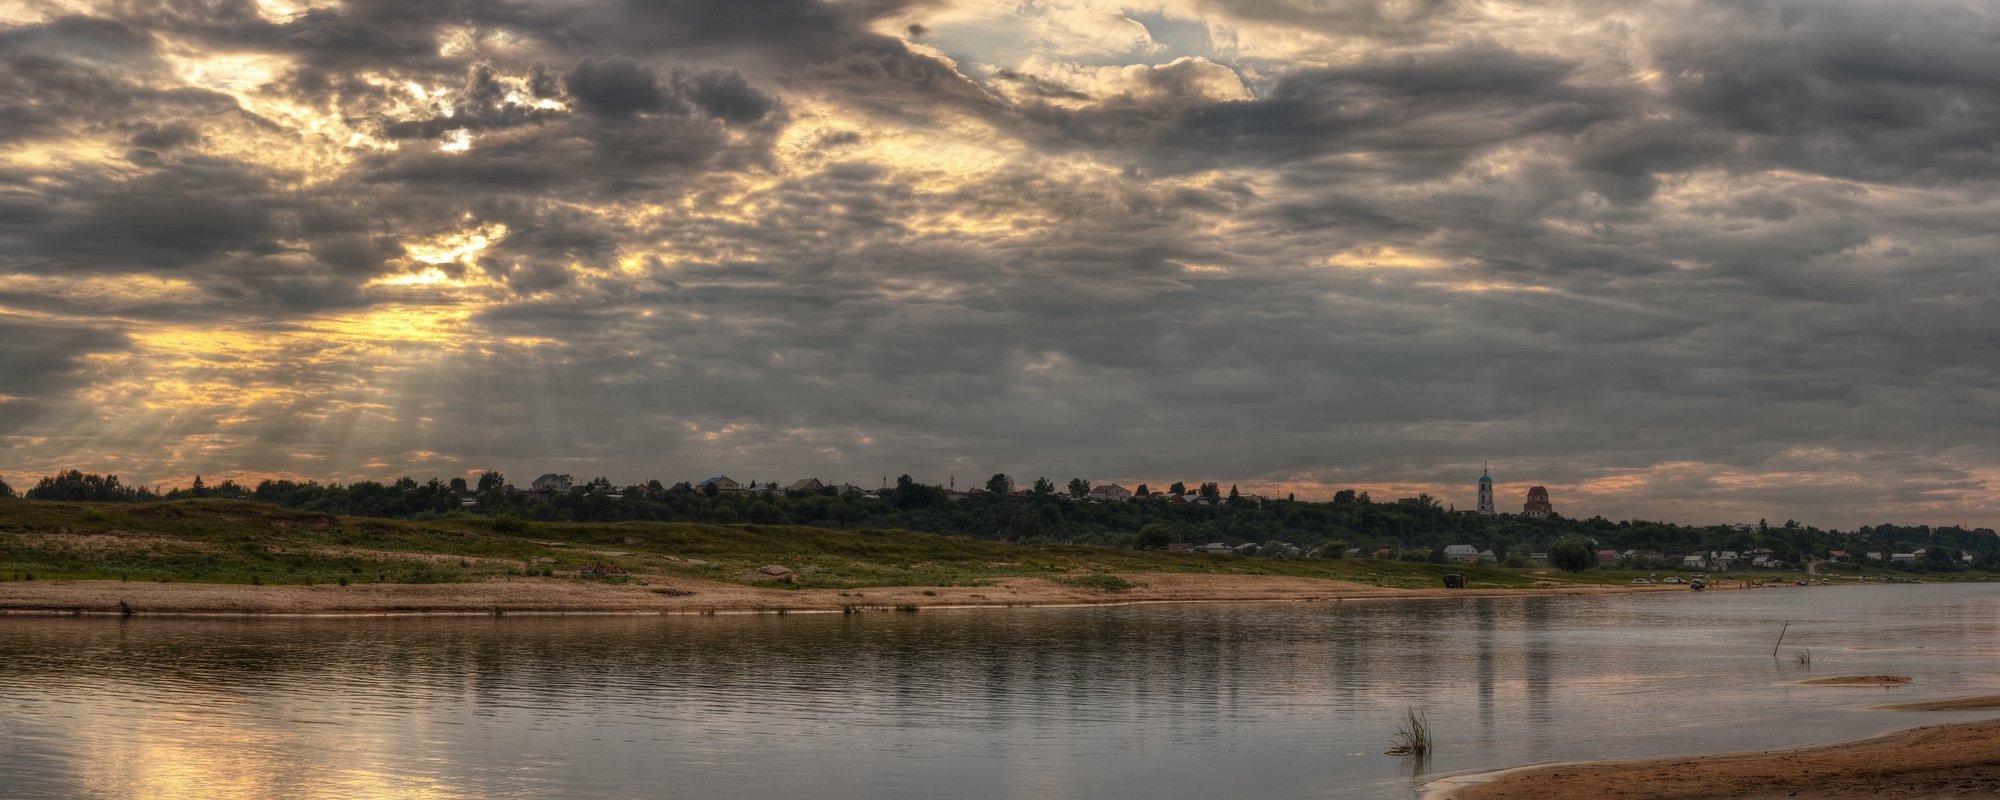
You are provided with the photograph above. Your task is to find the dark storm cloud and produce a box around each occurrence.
[3,0,1999,526]
[0,317,129,428]
[1006,43,1620,177]
[564,56,670,116]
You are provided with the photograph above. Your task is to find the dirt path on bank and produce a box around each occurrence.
[0,572,1691,616]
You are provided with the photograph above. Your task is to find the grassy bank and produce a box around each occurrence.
[0,500,1581,591]
[3,500,1991,591]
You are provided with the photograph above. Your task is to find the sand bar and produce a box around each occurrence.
[1877,695,2000,712]
[0,573,1695,616]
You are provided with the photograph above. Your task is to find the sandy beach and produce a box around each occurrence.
[0,572,1692,616]
[1435,718,2000,800]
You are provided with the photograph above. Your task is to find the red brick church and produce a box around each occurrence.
[1523,486,1553,518]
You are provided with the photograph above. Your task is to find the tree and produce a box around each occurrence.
[892,474,943,510]
[190,474,207,498]
[448,477,468,494]
[1067,478,1090,497]
[985,474,1012,495]
[1198,482,1221,500]
[1136,523,1172,550]
[1321,540,1347,559]
[1333,489,1358,505]
[1548,537,1596,572]
[1032,477,1054,495]
[28,470,133,502]
[1134,484,1150,497]
[0,476,12,498]
[476,471,506,492]
[1169,481,1187,496]
[1226,484,1243,505]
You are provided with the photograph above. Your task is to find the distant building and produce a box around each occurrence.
[1523,486,1553,518]
[1086,484,1134,502]
[530,474,573,494]
[1444,544,1481,563]
[1476,467,1495,516]
[785,478,826,493]
[696,476,742,494]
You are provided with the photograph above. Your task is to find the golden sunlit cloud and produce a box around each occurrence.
[1321,246,1462,270]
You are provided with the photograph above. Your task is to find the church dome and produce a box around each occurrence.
[1478,473,1492,484]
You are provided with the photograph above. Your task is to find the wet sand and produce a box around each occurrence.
[1878,695,2000,712]
[1437,716,2000,800]
[0,572,1693,616]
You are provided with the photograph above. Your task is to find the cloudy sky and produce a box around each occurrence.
[2,0,1997,528]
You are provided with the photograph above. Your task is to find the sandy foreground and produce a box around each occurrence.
[1433,718,2000,800]
[0,572,1689,616]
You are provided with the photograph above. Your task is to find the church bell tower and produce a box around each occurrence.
[1477,464,1495,516]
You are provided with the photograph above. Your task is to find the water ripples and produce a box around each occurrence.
[3,586,2000,799]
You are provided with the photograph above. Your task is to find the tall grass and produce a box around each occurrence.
[1386,708,1432,757]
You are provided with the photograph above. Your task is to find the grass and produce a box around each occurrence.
[1060,574,1141,592]
[7,499,1993,591]
[1386,708,1432,757]
[1793,649,1813,666]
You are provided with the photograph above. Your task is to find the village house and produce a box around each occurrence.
[529,474,573,494]
[1085,484,1134,502]
[696,476,742,494]
[785,478,826,494]
[1595,549,1619,567]
[1443,545,1481,563]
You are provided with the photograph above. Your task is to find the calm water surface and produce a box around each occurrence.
[4,584,2000,799]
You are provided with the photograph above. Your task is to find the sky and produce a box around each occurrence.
[1,0,1997,529]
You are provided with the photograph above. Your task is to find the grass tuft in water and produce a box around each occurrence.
[1385,708,1431,757]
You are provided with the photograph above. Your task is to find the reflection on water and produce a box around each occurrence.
[4,585,2000,799]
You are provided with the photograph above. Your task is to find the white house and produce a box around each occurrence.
[530,473,573,494]
[1443,545,1480,563]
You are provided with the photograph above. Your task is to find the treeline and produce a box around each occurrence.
[5,469,1997,569]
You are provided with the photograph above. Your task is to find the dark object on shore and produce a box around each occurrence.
[1690,578,1705,591]
[1442,574,1466,589]
[579,563,626,576]
[118,599,134,617]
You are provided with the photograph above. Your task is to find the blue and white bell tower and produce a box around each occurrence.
[1477,464,1495,516]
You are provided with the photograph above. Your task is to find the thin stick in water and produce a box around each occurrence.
[1772,620,1790,658]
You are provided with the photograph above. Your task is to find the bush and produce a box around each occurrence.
[1548,537,1596,572]
[1321,540,1347,559]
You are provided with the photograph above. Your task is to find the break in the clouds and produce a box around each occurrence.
[2,0,1998,529]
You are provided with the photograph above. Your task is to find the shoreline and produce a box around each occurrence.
[0,572,1720,618]
[1428,716,2000,800]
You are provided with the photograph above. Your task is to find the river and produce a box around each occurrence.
[4,583,1999,799]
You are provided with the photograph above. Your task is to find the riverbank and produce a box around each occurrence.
[1434,717,2000,800]
[0,571,1701,616]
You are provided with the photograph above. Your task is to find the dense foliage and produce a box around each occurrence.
[8,470,1998,569]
